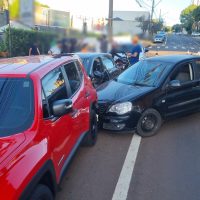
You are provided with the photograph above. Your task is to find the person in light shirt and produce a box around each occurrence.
[48,41,62,55]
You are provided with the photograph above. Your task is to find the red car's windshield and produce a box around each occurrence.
[0,78,34,137]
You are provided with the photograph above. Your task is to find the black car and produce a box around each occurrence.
[97,55,200,137]
[77,53,121,88]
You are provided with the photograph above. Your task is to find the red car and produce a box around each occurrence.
[0,55,98,200]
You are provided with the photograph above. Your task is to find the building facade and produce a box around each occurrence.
[113,11,150,35]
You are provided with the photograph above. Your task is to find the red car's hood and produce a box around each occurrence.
[0,134,26,165]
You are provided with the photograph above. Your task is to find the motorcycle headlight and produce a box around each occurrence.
[109,102,132,115]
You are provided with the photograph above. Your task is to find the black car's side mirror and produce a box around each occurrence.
[52,99,73,117]
[167,80,181,89]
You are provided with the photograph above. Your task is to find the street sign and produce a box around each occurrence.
[20,0,35,27]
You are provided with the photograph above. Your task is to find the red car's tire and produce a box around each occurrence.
[82,109,98,147]
[30,184,54,200]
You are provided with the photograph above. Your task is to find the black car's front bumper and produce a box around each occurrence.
[98,112,141,131]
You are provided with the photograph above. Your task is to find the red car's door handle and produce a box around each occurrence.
[70,109,79,118]
[85,91,90,98]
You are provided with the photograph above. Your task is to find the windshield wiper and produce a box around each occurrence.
[134,82,151,87]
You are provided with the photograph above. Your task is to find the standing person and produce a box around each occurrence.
[48,41,62,55]
[100,35,108,53]
[81,43,89,53]
[128,35,142,65]
[110,41,121,58]
[29,42,40,56]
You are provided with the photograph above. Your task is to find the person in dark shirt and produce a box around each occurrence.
[100,35,108,53]
[29,42,40,56]
[110,42,122,58]
[128,35,142,65]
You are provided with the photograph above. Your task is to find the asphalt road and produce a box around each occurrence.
[56,112,200,200]
[149,34,200,53]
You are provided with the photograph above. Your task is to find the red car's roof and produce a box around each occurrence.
[0,55,78,78]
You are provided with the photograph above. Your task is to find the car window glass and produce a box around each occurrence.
[0,78,34,136]
[81,58,90,74]
[102,57,115,70]
[42,67,68,117]
[117,60,169,87]
[76,61,84,79]
[93,58,104,73]
[64,62,81,95]
[42,90,50,118]
[194,60,200,80]
[171,63,193,83]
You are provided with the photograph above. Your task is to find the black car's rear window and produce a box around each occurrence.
[0,78,34,137]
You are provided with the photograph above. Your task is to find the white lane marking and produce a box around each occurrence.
[174,46,177,49]
[165,46,169,49]
[112,134,141,200]
[182,46,186,49]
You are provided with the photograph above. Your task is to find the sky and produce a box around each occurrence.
[39,0,191,26]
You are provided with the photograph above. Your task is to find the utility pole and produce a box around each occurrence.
[108,0,113,42]
[159,9,161,22]
[150,0,155,34]
[6,0,11,57]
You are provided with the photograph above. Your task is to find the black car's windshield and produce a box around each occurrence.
[0,78,34,137]
[116,60,171,87]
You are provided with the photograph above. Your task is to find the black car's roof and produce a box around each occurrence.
[146,55,200,64]
[77,52,111,59]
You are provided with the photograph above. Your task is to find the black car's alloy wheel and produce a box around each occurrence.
[136,108,162,137]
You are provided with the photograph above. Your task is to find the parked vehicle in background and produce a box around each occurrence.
[97,55,200,137]
[0,55,98,200]
[77,53,121,88]
[153,34,166,43]
[192,32,200,37]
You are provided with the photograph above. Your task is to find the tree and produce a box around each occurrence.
[164,26,172,33]
[172,24,183,33]
[136,15,150,34]
[193,6,200,31]
[151,19,163,34]
[180,4,197,34]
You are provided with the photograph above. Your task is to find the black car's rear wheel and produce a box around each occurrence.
[136,108,162,137]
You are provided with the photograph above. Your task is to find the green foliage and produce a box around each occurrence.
[0,39,6,52]
[180,4,198,34]
[193,6,200,23]
[164,26,172,33]
[172,24,183,33]
[4,28,56,56]
[152,19,163,34]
